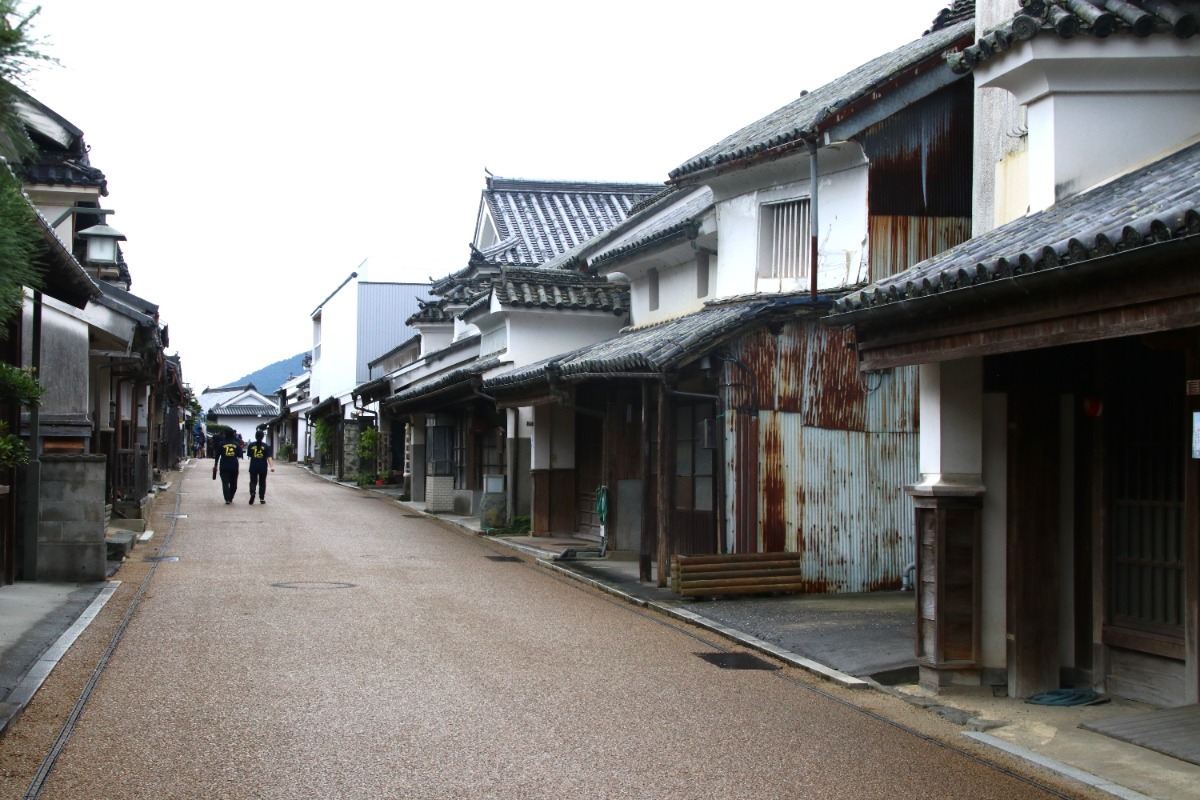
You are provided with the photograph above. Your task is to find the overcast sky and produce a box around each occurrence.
[22,0,953,393]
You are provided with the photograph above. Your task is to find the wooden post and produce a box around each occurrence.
[640,381,653,582]
[657,382,671,588]
[912,493,982,688]
[1186,343,1200,704]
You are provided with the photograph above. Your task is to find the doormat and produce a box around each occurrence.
[1080,703,1200,766]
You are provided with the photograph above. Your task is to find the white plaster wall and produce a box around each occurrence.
[419,327,453,356]
[507,311,627,367]
[1026,90,1200,210]
[713,193,759,298]
[981,393,1009,671]
[917,359,983,480]
[978,35,1200,214]
[312,277,360,401]
[712,159,869,299]
[631,258,708,328]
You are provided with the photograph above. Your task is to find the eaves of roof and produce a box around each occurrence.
[95,281,158,327]
[32,207,98,310]
[830,139,1200,323]
[668,19,974,184]
[308,395,340,418]
[946,0,1196,75]
[382,355,505,413]
[588,190,715,271]
[537,186,699,274]
[485,293,835,395]
[212,403,279,417]
[368,332,422,369]
[352,376,391,403]
[457,267,631,320]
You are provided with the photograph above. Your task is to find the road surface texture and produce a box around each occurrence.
[0,462,1110,799]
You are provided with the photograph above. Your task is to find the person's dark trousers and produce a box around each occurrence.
[249,469,267,502]
[220,466,239,503]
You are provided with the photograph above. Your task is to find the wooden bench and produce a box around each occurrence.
[670,552,805,598]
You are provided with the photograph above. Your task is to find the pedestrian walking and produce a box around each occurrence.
[212,429,243,504]
[246,430,275,504]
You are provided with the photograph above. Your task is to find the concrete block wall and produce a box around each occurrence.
[38,454,107,581]
[426,475,453,513]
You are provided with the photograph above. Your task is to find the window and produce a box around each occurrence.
[762,198,811,279]
[647,268,659,311]
[425,414,454,477]
[453,416,469,489]
[674,402,716,511]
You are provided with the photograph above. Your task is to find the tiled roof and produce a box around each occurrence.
[480,177,664,266]
[383,355,505,410]
[832,140,1200,316]
[668,19,974,182]
[485,293,828,393]
[213,402,279,417]
[405,284,490,325]
[489,267,629,315]
[947,0,1196,74]
[589,188,715,270]
[20,158,107,190]
[538,186,702,273]
[928,0,976,33]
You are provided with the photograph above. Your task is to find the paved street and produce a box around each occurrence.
[4,462,1106,799]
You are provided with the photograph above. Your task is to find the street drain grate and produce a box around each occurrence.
[402,514,422,518]
[143,556,180,563]
[271,581,357,590]
[486,555,522,562]
[695,652,779,671]
[163,514,188,519]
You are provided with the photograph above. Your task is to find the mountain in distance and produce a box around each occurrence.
[222,352,307,396]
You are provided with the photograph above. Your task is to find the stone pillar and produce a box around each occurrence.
[909,359,985,689]
[37,454,107,581]
[343,424,360,478]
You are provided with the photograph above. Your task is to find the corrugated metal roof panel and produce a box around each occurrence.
[669,20,973,181]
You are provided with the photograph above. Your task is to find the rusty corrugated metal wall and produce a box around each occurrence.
[859,80,973,282]
[725,319,918,590]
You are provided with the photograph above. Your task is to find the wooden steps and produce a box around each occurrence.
[670,552,804,598]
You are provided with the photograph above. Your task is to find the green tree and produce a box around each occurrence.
[0,2,53,335]
[0,2,53,163]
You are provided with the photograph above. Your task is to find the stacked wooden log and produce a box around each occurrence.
[670,552,805,598]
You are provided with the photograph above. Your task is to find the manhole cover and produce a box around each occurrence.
[486,555,521,563]
[695,652,778,671]
[271,581,357,590]
[143,556,180,563]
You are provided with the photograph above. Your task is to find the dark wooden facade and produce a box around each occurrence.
[846,237,1200,704]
